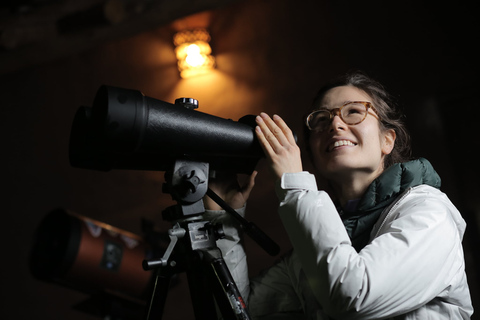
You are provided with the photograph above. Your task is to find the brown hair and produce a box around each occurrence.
[305,71,412,168]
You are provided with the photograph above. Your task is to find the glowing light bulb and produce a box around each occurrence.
[185,44,206,67]
[173,29,215,78]
[186,44,200,55]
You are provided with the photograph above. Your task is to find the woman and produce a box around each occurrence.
[204,71,473,319]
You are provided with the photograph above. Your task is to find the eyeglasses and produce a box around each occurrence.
[305,101,379,132]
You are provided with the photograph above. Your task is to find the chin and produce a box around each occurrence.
[317,158,363,176]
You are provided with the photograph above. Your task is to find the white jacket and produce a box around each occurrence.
[205,172,473,319]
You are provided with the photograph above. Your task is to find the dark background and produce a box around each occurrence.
[1,0,479,319]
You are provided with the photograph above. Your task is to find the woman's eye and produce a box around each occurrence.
[316,114,329,121]
[348,108,361,114]
[345,105,364,115]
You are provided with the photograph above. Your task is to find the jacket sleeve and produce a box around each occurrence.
[276,172,465,319]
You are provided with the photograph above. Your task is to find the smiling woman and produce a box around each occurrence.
[306,85,397,205]
[204,70,473,319]
[306,71,412,170]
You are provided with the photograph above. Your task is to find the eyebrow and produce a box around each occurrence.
[317,100,353,110]
[320,100,374,110]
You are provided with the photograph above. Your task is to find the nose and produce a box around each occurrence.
[328,114,347,132]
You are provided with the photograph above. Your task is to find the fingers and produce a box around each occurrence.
[255,115,280,157]
[272,114,297,145]
[240,170,257,199]
[208,172,237,195]
[255,113,291,151]
[255,113,303,180]
[255,113,298,156]
[205,171,258,211]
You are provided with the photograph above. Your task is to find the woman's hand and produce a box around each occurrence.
[204,171,257,210]
[255,113,303,181]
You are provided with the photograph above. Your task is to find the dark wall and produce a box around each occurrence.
[2,0,478,319]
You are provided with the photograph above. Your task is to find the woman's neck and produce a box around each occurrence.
[328,169,383,207]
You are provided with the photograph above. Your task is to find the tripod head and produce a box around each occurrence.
[143,159,279,272]
[161,159,210,221]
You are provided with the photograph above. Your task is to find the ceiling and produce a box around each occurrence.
[0,0,238,75]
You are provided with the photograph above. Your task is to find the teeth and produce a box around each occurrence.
[333,140,355,147]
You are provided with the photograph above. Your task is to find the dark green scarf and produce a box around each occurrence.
[341,158,441,252]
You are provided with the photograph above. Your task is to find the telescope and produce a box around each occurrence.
[29,208,165,319]
[67,86,283,319]
[69,85,263,173]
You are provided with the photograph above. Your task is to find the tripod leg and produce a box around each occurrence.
[144,269,172,320]
[202,248,251,320]
[185,251,219,319]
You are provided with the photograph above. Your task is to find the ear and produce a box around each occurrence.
[381,129,396,155]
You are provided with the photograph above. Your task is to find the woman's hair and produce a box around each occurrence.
[305,71,412,169]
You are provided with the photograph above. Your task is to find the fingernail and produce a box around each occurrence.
[273,114,280,120]
[256,115,263,122]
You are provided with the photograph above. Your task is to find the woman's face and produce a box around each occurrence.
[309,85,395,181]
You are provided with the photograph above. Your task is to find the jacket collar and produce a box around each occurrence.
[342,158,441,251]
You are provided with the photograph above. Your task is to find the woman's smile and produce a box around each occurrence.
[327,139,357,152]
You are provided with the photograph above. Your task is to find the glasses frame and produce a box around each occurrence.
[305,101,379,131]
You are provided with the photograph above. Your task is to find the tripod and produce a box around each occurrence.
[142,160,279,320]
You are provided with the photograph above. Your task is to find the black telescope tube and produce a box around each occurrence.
[69,86,264,173]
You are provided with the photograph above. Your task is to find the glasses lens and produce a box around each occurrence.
[341,102,367,124]
[307,111,330,131]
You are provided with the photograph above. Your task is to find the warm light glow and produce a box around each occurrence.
[173,29,215,78]
[185,44,205,67]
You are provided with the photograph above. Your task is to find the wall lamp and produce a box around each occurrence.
[173,28,215,78]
